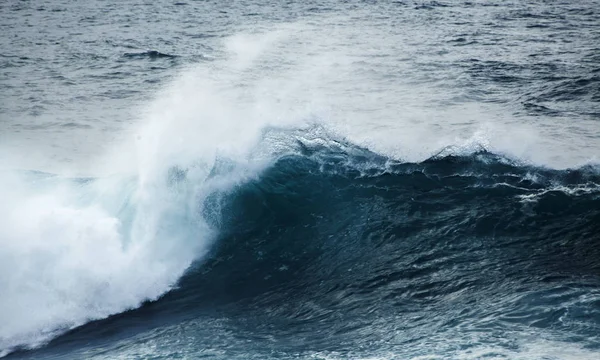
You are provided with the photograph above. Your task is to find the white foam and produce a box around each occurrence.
[0,34,306,354]
[0,165,213,353]
[517,183,600,203]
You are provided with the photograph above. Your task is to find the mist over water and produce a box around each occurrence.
[1,0,599,359]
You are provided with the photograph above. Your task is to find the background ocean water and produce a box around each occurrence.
[0,0,599,359]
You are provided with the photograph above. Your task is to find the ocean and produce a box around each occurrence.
[1,0,599,359]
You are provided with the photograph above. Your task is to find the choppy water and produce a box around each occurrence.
[1,0,599,359]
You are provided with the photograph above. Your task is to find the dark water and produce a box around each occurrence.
[1,1,600,359]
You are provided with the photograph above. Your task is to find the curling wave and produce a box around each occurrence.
[8,131,600,359]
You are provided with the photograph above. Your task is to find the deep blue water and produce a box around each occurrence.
[1,1,600,359]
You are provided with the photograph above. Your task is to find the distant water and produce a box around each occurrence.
[1,1,599,359]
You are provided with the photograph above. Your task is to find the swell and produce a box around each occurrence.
[11,139,600,359]
[157,145,600,356]
[194,145,600,306]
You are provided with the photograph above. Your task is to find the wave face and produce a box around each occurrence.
[7,134,600,359]
[170,141,600,359]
